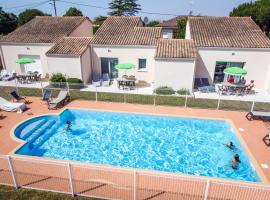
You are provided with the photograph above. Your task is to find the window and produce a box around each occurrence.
[214,61,245,83]
[138,59,147,70]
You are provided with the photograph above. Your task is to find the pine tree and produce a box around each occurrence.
[108,0,126,16]
[108,0,141,16]
[124,0,141,16]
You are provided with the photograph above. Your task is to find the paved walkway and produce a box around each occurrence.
[0,97,269,183]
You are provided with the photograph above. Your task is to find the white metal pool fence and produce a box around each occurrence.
[0,81,269,112]
[0,154,270,200]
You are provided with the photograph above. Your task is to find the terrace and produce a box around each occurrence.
[0,95,270,199]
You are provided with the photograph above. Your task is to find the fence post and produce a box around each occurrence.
[154,94,156,106]
[95,86,98,102]
[251,100,255,112]
[133,171,137,200]
[7,155,18,189]
[14,78,19,96]
[217,93,221,110]
[66,81,70,96]
[67,163,75,197]
[124,92,126,103]
[40,80,44,97]
[204,179,210,200]
[184,94,188,108]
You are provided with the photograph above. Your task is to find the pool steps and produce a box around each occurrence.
[30,121,61,150]
[25,120,56,146]
[20,119,48,140]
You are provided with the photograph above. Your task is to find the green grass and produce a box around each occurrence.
[0,86,265,112]
[0,185,100,200]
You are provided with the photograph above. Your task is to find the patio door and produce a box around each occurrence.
[101,58,119,79]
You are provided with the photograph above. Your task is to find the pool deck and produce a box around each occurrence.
[0,97,270,184]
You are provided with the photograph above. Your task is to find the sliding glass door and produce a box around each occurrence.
[101,57,119,79]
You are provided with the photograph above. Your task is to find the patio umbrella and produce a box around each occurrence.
[224,67,247,76]
[115,63,135,76]
[16,57,35,73]
[16,57,35,64]
[115,63,135,70]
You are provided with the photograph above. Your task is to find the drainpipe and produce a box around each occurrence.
[0,45,6,69]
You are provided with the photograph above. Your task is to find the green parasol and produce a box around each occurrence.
[224,67,247,76]
[115,63,135,70]
[16,57,35,64]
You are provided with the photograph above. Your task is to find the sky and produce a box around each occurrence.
[1,0,252,21]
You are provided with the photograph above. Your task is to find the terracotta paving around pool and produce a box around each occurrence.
[0,97,270,185]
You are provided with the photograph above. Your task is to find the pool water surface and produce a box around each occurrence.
[15,109,260,182]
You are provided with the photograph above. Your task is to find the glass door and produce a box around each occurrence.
[109,58,119,79]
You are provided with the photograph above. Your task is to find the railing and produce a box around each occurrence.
[0,154,270,200]
[0,82,270,113]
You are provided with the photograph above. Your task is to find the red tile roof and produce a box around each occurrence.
[156,39,197,58]
[0,16,89,43]
[188,16,270,48]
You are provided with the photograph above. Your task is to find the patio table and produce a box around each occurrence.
[117,78,136,90]
[219,83,247,96]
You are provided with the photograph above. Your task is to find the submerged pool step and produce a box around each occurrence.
[20,119,48,140]
[26,120,56,144]
[31,121,61,150]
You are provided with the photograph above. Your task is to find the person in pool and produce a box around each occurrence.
[66,120,72,131]
[224,141,235,150]
[231,154,241,170]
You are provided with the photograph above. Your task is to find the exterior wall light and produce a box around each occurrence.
[26,47,30,50]
[232,52,235,56]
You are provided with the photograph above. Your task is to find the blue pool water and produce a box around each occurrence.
[15,109,260,182]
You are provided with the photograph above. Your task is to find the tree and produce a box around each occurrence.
[108,0,141,16]
[18,9,50,26]
[173,18,187,39]
[63,7,83,16]
[0,7,18,34]
[230,0,270,36]
[146,20,160,27]
[93,16,107,33]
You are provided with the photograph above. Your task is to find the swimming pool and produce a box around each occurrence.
[14,109,260,182]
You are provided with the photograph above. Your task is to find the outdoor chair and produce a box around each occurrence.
[42,89,52,101]
[0,70,7,81]
[0,97,27,113]
[48,90,70,110]
[2,70,16,81]
[102,73,110,86]
[10,91,29,104]
[246,111,270,121]
[195,78,216,93]
[92,73,101,87]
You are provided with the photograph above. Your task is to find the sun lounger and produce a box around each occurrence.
[92,73,101,87]
[0,70,7,81]
[102,73,110,86]
[42,89,52,101]
[10,91,29,103]
[48,90,70,110]
[246,111,270,121]
[0,97,26,113]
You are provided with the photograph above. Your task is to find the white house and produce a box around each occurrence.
[0,16,93,83]
[1,15,270,92]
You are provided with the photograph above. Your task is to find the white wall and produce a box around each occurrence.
[69,20,93,37]
[196,48,270,90]
[92,46,156,83]
[154,58,196,91]
[47,55,82,80]
[1,44,52,77]
[185,21,191,39]
[81,48,92,83]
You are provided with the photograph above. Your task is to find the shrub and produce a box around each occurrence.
[155,86,175,95]
[177,88,190,95]
[67,78,83,84]
[49,73,66,83]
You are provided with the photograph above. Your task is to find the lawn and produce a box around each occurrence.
[0,185,101,200]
